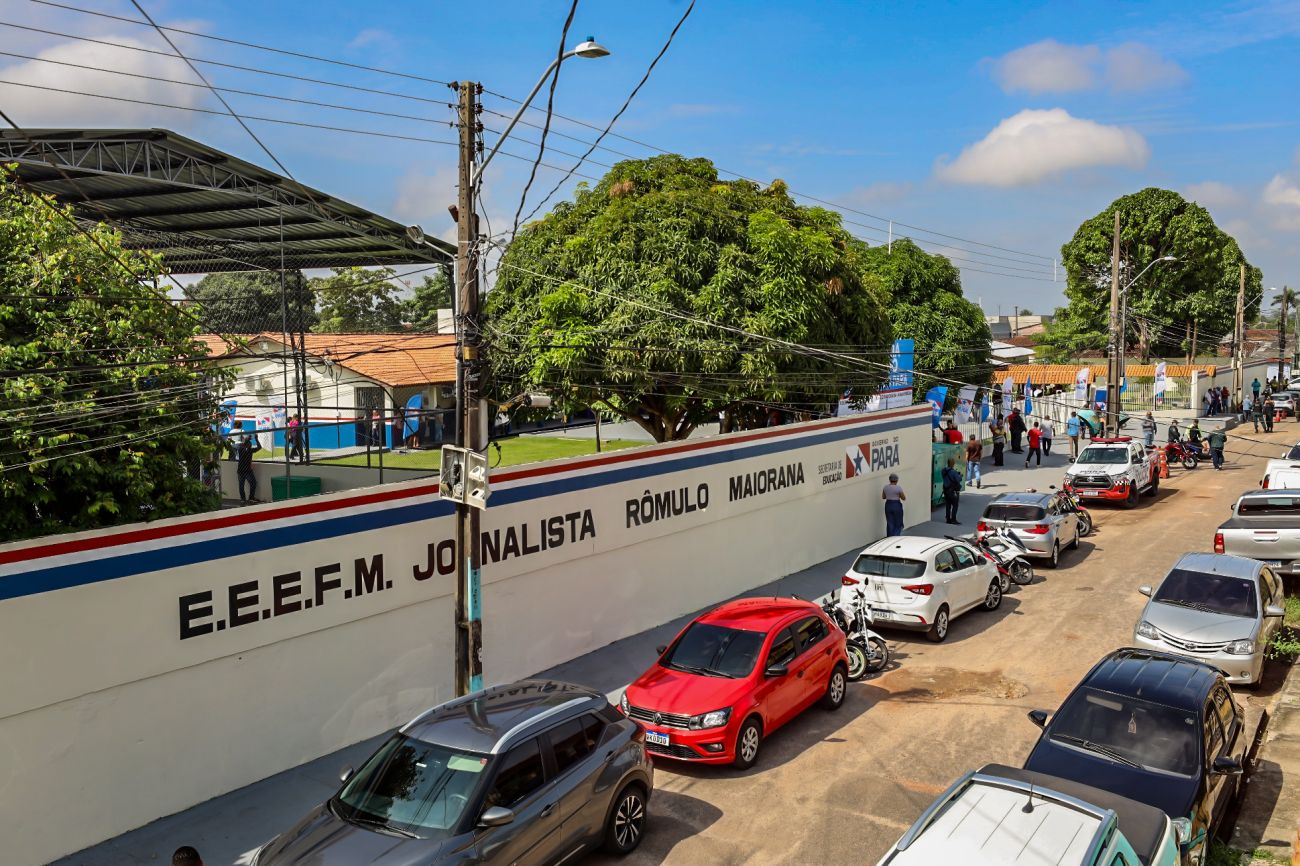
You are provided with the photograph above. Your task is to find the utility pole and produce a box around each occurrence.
[1233,263,1245,411]
[454,80,484,696]
[1106,211,1121,436]
[1279,289,1288,383]
[1013,305,1019,338]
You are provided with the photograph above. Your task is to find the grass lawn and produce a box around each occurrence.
[316,436,647,469]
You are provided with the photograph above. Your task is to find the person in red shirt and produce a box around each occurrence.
[1024,421,1042,467]
[943,420,964,445]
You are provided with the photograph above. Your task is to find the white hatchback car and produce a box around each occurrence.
[841,536,1003,642]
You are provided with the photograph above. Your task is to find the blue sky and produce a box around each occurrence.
[4,0,1299,312]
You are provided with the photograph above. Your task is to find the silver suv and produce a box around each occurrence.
[254,680,653,865]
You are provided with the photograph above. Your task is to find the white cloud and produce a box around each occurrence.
[935,108,1149,187]
[392,165,459,227]
[1264,174,1300,208]
[992,39,1100,93]
[1184,181,1245,209]
[0,33,212,127]
[1105,42,1190,90]
[990,39,1187,94]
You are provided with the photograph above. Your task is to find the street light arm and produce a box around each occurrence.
[1119,256,1177,296]
[472,50,575,187]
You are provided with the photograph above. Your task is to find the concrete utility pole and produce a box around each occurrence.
[1106,211,1122,436]
[1233,262,1246,410]
[454,80,484,696]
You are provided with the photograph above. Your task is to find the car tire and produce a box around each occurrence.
[1046,541,1060,569]
[1124,484,1139,509]
[982,579,1002,611]
[602,783,648,856]
[1068,526,1080,550]
[998,569,1010,594]
[732,717,762,770]
[1145,472,1159,497]
[821,663,848,710]
[926,605,950,642]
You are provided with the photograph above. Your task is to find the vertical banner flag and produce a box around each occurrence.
[1002,374,1014,410]
[255,409,275,452]
[981,389,992,423]
[955,385,976,424]
[925,386,948,428]
[1154,362,1167,406]
[1074,367,1089,402]
[1023,375,1034,417]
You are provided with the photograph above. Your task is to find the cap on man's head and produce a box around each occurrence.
[173,847,202,866]
[888,473,899,482]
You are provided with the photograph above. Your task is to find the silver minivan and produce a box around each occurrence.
[1134,552,1287,684]
[979,492,1081,568]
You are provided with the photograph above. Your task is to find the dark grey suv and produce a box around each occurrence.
[254,680,653,865]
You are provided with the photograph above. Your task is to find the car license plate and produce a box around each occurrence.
[874,609,893,620]
[1266,560,1282,566]
[645,731,670,747]
[1079,490,1099,497]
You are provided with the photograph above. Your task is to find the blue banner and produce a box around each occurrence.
[888,338,915,390]
[1023,375,1034,417]
[926,385,948,427]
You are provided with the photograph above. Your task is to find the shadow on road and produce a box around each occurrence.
[584,789,724,866]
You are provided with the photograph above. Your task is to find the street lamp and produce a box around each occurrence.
[448,40,611,698]
[1109,255,1178,435]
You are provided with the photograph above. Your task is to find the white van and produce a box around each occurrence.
[1261,459,1300,489]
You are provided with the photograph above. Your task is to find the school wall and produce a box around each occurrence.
[0,407,931,866]
[217,457,436,497]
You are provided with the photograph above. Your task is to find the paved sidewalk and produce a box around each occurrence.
[1231,656,1300,859]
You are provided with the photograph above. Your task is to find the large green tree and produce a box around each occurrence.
[486,155,893,441]
[311,266,405,332]
[1040,188,1260,362]
[403,266,453,330]
[0,169,230,540]
[859,238,992,399]
[187,269,316,334]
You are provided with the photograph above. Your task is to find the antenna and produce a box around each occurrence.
[1022,781,1036,813]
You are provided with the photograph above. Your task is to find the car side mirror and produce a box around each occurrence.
[655,645,667,656]
[1265,604,1286,618]
[478,805,515,828]
[1138,585,1153,597]
[1212,756,1243,776]
[764,663,788,678]
[339,765,354,785]
[1027,709,1049,728]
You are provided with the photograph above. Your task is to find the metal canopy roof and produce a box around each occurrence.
[0,128,455,274]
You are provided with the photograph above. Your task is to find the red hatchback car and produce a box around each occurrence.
[620,597,849,769]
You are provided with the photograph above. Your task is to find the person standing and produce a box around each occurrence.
[1208,427,1227,470]
[941,458,963,525]
[1039,416,1054,456]
[1265,395,1277,432]
[1167,418,1181,443]
[1141,412,1157,447]
[965,433,983,489]
[1208,389,1220,415]
[991,415,1006,466]
[287,413,304,463]
[943,419,964,445]
[236,435,259,503]
[1024,421,1043,467]
[1187,419,1203,457]
[1252,377,1261,403]
[1008,408,1026,453]
[1251,398,1263,433]
[370,408,384,449]
[882,473,906,537]
[1066,411,1082,459]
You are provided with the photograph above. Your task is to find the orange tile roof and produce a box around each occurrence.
[199,332,457,387]
[995,363,1217,386]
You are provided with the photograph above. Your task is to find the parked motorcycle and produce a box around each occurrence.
[1164,440,1201,471]
[962,529,1034,589]
[1049,485,1094,537]
[820,586,889,681]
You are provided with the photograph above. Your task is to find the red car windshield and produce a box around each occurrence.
[661,622,766,678]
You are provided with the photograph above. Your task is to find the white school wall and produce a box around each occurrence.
[0,407,931,865]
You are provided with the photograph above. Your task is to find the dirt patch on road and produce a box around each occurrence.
[877,667,1030,701]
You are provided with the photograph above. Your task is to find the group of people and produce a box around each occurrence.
[1166,415,1230,469]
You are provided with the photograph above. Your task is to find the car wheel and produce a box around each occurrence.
[983,579,1002,611]
[926,605,950,642]
[1046,542,1060,568]
[821,663,847,710]
[732,717,762,769]
[998,568,1010,594]
[602,783,647,856]
[1124,484,1139,509]
[1145,472,1159,497]
[1068,526,1080,550]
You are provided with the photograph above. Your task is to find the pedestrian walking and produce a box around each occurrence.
[236,435,259,503]
[882,473,906,537]
[1265,396,1277,432]
[173,848,203,866]
[287,413,304,462]
[1066,411,1082,459]
[1222,387,1232,412]
[941,458,963,525]
[1024,422,1043,467]
[1040,417,1054,455]
[965,433,983,489]
[1141,411,1157,447]
[1201,393,1211,417]
[991,415,1006,466]
[1251,399,1263,433]
[1208,427,1227,470]
[1008,408,1026,453]
[1252,377,1261,403]
[1209,390,1220,415]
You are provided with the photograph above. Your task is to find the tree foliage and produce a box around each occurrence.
[859,238,993,398]
[1040,188,1261,362]
[404,266,453,331]
[187,269,316,334]
[0,169,230,540]
[486,155,893,441]
[310,266,405,332]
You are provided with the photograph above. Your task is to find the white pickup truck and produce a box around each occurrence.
[1216,490,1300,577]
[1062,436,1160,508]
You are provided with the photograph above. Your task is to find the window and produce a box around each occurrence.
[767,628,798,667]
[982,504,1046,522]
[549,715,602,775]
[1077,446,1129,464]
[1262,570,1282,606]
[1203,701,1224,764]
[850,555,926,578]
[934,549,957,573]
[1238,496,1300,515]
[1109,854,1135,866]
[1213,689,1237,747]
[952,546,977,569]
[794,616,828,652]
[661,622,766,678]
[1153,569,1258,618]
[485,739,545,809]
[1049,688,1199,776]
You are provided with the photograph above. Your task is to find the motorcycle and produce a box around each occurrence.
[820,586,889,681]
[1049,485,1094,537]
[961,528,1034,589]
[1164,440,1201,471]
